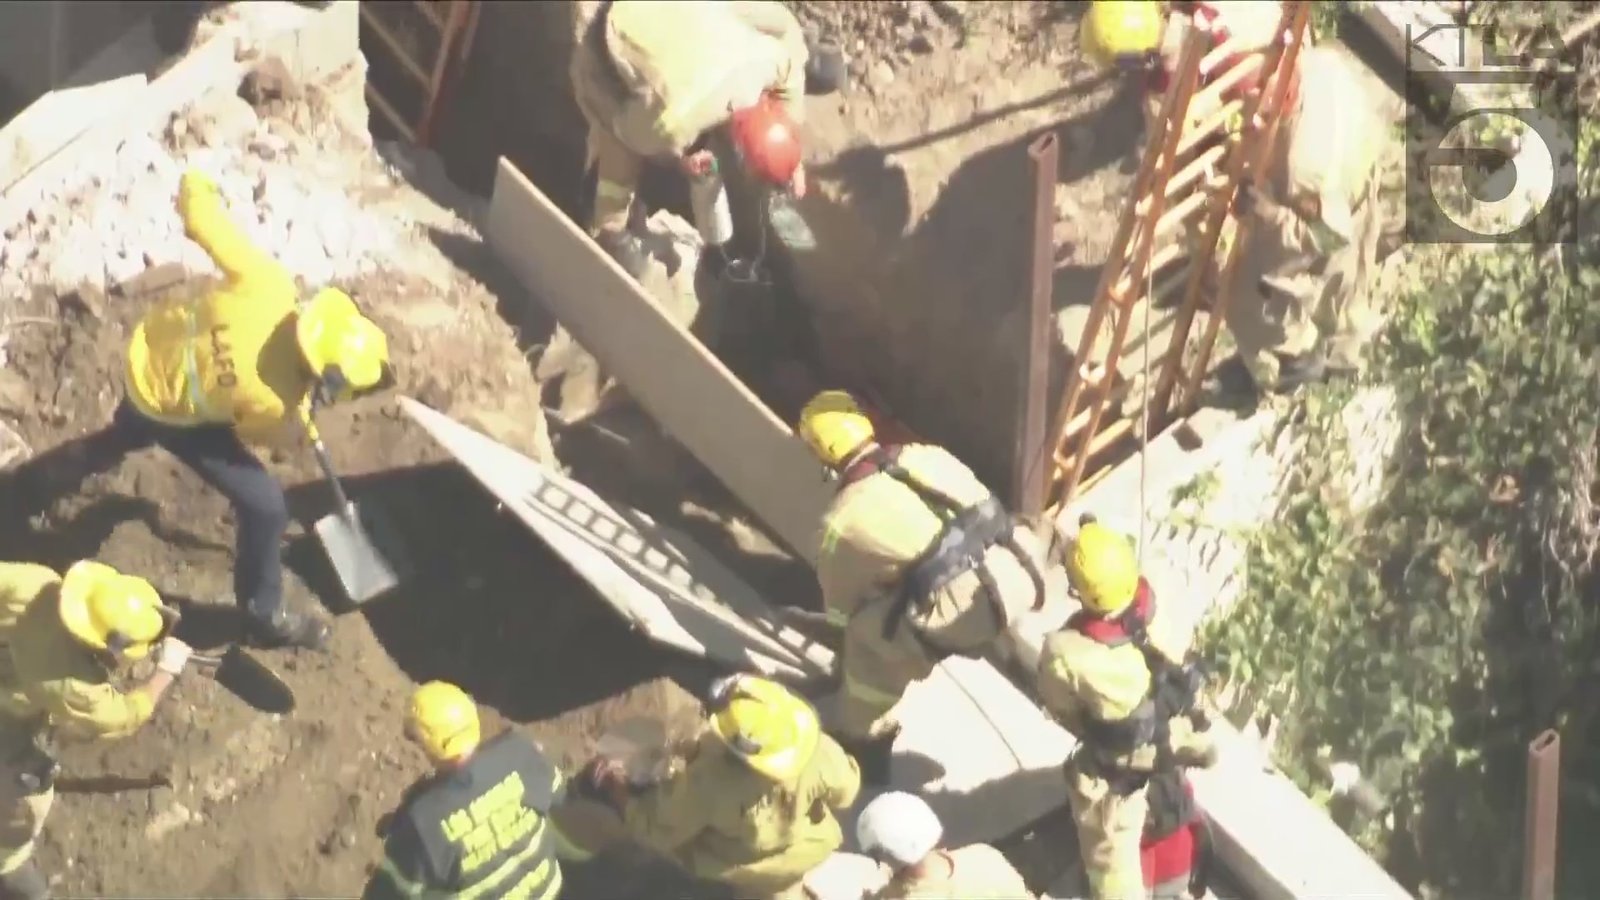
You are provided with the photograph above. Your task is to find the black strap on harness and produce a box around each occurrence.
[1069,591,1204,794]
[864,448,1048,658]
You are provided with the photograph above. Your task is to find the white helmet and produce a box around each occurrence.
[855,791,943,867]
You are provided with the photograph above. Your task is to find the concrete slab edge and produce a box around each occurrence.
[0,1,349,235]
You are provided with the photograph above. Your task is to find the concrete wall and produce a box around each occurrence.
[0,1,156,117]
[427,0,588,212]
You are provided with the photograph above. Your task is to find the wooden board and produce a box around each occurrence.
[401,397,834,682]
[485,158,833,565]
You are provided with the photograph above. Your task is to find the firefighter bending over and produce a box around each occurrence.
[569,0,825,277]
[1036,519,1216,900]
[582,674,860,900]
[49,169,394,652]
[363,682,576,900]
[0,561,194,900]
[796,390,1049,785]
[856,791,1034,900]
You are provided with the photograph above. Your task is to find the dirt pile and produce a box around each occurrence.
[0,45,710,897]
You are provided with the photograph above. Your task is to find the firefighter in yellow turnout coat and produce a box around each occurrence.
[570,0,812,276]
[0,561,193,900]
[49,169,395,652]
[797,391,1049,785]
[1036,521,1216,900]
[585,674,861,900]
[1227,45,1388,392]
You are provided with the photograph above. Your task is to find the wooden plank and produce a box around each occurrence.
[485,157,833,565]
[400,397,835,682]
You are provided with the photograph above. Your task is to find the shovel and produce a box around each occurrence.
[191,646,296,714]
[304,417,408,605]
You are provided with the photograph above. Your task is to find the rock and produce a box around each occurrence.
[867,60,896,91]
[104,251,146,290]
[58,285,106,323]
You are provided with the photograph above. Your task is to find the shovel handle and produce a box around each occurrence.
[309,436,355,511]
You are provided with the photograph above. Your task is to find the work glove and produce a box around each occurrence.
[154,636,194,676]
[177,169,221,230]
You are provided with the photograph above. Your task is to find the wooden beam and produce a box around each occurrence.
[485,158,833,564]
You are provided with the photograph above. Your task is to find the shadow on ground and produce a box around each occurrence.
[282,462,718,722]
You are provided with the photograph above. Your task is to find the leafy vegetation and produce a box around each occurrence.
[1201,4,1600,897]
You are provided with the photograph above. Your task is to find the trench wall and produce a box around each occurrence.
[424,3,1105,492]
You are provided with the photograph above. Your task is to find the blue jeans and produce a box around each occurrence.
[105,401,288,623]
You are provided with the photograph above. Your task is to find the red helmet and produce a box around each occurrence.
[728,94,802,187]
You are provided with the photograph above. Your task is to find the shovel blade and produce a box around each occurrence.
[206,646,296,714]
[313,502,406,605]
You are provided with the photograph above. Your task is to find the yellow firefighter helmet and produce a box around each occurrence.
[797,390,877,469]
[1081,0,1166,70]
[57,561,171,660]
[1067,520,1142,615]
[296,288,392,400]
[406,681,482,763]
[705,674,821,782]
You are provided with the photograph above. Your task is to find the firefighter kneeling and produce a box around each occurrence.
[1037,518,1217,900]
[796,390,1049,785]
[0,561,192,900]
[580,674,861,900]
[363,682,575,900]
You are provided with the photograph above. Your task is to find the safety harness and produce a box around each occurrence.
[1069,583,1213,897]
[839,446,1047,660]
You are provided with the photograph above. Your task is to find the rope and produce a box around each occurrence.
[1139,239,1153,570]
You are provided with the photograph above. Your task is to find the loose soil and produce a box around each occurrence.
[0,1,1211,895]
[0,57,732,898]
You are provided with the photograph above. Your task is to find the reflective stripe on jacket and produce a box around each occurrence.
[125,179,313,439]
[362,732,569,900]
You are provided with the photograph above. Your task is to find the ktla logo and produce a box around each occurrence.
[1404,22,1578,245]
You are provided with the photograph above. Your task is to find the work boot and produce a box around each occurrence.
[0,860,50,900]
[595,229,649,280]
[804,38,846,94]
[1273,350,1327,392]
[248,607,331,652]
[841,724,902,787]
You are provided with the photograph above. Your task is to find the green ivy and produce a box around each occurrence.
[1201,28,1600,899]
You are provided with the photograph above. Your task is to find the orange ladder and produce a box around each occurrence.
[1041,1,1312,517]
[359,0,482,146]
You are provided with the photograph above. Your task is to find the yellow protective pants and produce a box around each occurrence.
[833,549,1039,743]
[1070,719,1215,900]
[703,842,833,900]
[0,734,52,878]
[833,594,941,742]
[1068,767,1149,900]
[1225,176,1384,388]
[586,123,644,238]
